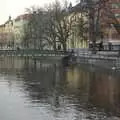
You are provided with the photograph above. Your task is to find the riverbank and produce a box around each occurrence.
[75,50,120,71]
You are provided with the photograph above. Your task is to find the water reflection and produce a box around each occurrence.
[0,57,119,120]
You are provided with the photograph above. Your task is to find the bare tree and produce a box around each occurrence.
[23,0,79,51]
[75,12,88,47]
[23,7,49,50]
[44,1,76,51]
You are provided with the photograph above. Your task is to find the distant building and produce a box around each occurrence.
[13,14,31,48]
[0,14,31,49]
[66,3,89,50]
[0,16,14,49]
[4,16,14,48]
[67,12,88,49]
[0,24,6,48]
[72,0,120,50]
[99,0,120,50]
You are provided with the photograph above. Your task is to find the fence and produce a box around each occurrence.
[0,50,69,57]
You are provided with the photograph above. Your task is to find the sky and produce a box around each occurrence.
[0,0,77,24]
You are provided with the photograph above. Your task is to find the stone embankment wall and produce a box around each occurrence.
[75,50,120,70]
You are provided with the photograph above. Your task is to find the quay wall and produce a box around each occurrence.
[74,50,120,70]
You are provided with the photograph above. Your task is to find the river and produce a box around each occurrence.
[0,57,119,120]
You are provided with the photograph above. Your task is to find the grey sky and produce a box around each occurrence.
[0,0,77,24]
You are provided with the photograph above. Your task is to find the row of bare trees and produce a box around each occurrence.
[22,0,88,51]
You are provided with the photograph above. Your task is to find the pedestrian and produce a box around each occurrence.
[108,42,112,51]
[99,41,103,51]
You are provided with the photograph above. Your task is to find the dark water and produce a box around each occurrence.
[0,57,120,120]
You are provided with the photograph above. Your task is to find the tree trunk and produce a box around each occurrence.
[53,39,57,51]
[89,7,96,54]
[62,42,67,52]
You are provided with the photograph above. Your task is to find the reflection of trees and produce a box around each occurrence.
[0,56,25,74]
[88,71,120,116]
[16,61,91,111]
[21,62,57,101]
[62,66,90,103]
[0,58,120,117]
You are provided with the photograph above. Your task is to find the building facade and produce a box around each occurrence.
[67,12,88,49]
[0,14,31,49]
[0,16,14,49]
[0,24,6,48]
[4,16,14,49]
[73,0,120,50]
[99,0,120,49]
[13,14,31,48]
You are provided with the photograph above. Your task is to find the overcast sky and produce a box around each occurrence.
[0,0,77,24]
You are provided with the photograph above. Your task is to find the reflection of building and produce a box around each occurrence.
[89,73,120,114]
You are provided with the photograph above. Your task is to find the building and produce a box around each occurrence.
[0,24,6,48]
[13,14,31,48]
[4,16,14,48]
[72,0,120,50]
[0,14,31,49]
[99,0,120,50]
[66,3,89,50]
[67,12,88,49]
[0,16,14,49]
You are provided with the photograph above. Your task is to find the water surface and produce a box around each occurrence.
[0,57,120,120]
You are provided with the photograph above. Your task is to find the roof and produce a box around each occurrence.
[70,3,82,13]
[0,24,5,28]
[15,14,32,21]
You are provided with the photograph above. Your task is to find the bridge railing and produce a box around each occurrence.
[0,50,70,56]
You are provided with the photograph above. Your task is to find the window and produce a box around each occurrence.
[115,13,120,18]
[112,3,120,9]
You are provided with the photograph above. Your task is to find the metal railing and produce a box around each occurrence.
[0,49,70,57]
